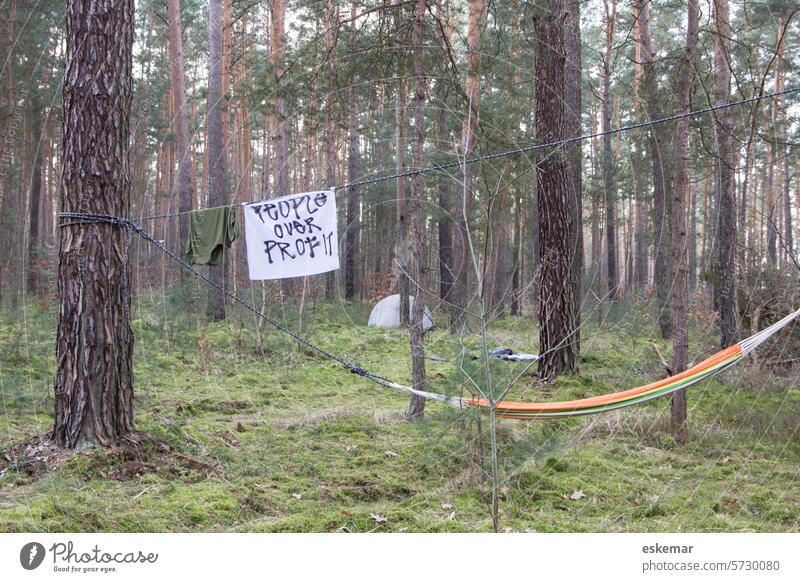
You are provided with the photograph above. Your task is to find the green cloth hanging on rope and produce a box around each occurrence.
[183,207,240,266]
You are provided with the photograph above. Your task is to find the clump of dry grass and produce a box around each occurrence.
[567,409,670,447]
[276,407,406,429]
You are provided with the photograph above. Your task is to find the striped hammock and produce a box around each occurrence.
[380,306,800,420]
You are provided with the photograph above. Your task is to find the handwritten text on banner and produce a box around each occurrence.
[244,189,339,280]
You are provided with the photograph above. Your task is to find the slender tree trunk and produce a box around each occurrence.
[436,89,453,308]
[345,84,360,300]
[534,0,579,379]
[54,0,135,450]
[511,189,523,315]
[565,0,583,340]
[206,0,228,321]
[602,0,617,299]
[590,106,602,291]
[670,0,698,445]
[271,0,290,297]
[344,3,360,301]
[688,180,697,290]
[636,0,672,338]
[26,98,43,295]
[395,72,410,324]
[394,15,408,316]
[451,0,486,332]
[775,19,792,260]
[407,0,428,420]
[632,14,648,292]
[166,0,194,283]
[713,0,737,348]
[324,0,337,299]
[766,115,777,264]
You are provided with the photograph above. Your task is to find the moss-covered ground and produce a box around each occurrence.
[1,291,798,532]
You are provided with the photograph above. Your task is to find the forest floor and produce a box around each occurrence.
[1,290,799,532]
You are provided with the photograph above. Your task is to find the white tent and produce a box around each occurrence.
[368,294,434,331]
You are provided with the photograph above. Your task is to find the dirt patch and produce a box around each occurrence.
[88,432,227,482]
[0,436,75,480]
[0,432,226,484]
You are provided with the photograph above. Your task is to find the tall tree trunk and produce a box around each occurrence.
[451,0,486,332]
[602,0,617,299]
[54,0,135,450]
[670,0,698,445]
[766,106,777,265]
[636,0,672,338]
[345,86,360,300]
[565,0,583,340]
[26,98,43,295]
[511,189,523,315]
[534,0,579,379]
[206,0,228,320]
[166,0,194,283]
[436,89,453,308]
[688,180,697,290]
[713,0,737,348]
[271,0,290,297]
[775,18,792,260]
[632,14,648,292]
[435,0,453,311]
[589,106,602,291]
[407,0,428,420]
[269,3,286,187]
[324,0,337,299]
[344,3,360,301]
[395,72,410,324]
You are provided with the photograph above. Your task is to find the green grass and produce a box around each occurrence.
[1,291,798,532]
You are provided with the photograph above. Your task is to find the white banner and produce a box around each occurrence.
[243,189,338,280]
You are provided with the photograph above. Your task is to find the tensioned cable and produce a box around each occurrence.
[57,87,800,419]
[58,212,454,406]
[57,212,800,420]
[138,87,800,221]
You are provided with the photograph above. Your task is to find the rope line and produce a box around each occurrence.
[57,212,800,419]
[56,87,800,418]
[137,87,800,221]
[58,212,430,399]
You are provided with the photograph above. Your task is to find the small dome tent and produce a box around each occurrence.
[368,294,434,331]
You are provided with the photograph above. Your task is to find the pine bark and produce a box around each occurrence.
[206,0,228,321]
[534,0,579,379]
[635,0,672,338]
[27,98,43,294]
[54,0,135,449]
[166,0,193,281]
[344,3,360,301]
[670,0,698,445]
[713,0,737,348]
[775,19,792,260]
[602,0,618,299]
[324,0,337,299]
[435,0,454,311]
[451,0,486,332]
[565,0,583,336]
[407,0,428,420]
[345,86,360,300]
[436,90,453,308]
[271,0,288,194]
[395,74,410,324]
